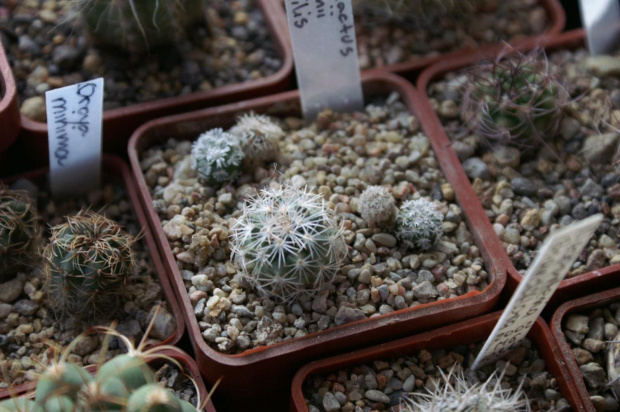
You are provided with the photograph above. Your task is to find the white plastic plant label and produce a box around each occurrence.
[579,0,620,55]
[284,0,364,120]
[45,78,104,198]
[472,214,603,369]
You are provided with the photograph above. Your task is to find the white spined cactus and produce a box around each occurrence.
[396,197,444,251]
[357,185,397,229]
[191,128,244,185]
[230,184,347,304]
[230,113,283,168]
[400,367,530,412]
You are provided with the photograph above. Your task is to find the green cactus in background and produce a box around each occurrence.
[191,128,245,186]
[230,184,347,304]
[357,185,397,229]
[396,197,444,251]
[43,210,136,322]
[461,50,569,147]
[69,0,204,54]
[0,188,39,281]
[400,367,530,411]
[230,113,283,169]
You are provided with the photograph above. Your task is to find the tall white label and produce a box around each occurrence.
[45,78,104,198]
[472,214,603,369]
[579,0,620,55]
[284,0,364,120]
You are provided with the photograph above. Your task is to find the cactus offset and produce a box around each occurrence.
[0,188,38,281]
[396,197,444,251]
[357,185,397,229]
[191,128,245,186]
[43,210,136,322]
[230,185,347,304]
[230,113,283,169]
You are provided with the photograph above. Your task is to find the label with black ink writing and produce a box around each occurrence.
[45,78,103,198]
[284,0,364,120]
[472,214,603,369]
[579,0,620,55]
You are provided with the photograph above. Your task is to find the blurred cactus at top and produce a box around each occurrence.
[230,113,283,169]
[69,0,205,55]
[461,50,569,148]
[191,128,245,186]
[43,210,136,322]
[230,184,347,304]
[0,188,39,281]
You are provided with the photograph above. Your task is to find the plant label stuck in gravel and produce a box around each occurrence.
[45,78,104,198]
[284,0,364,120]
[579,0,620,55]
[473,213,603,369]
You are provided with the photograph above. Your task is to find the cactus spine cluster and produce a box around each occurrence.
[0,188,38,281]
[461,51,569,147]
[396,197,444,251]
[230,184,347,303]
[70,0,203,54]
[400,367,530,411]
[230,113,283,168]
[357,185,397,229]
[191,128,245,186]
[43,210,136,322]
[606,331,620,398]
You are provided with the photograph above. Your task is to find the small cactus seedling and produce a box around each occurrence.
[191,128,245,186]
[461,50,569,148]
[68,0,204,55]
[43,210,136,322]
[229,113,283,169]
[357,185,397,229]
[0,188,38,281]
[230,184,347,304]
[396,197,444,251]
[400,367,530,411]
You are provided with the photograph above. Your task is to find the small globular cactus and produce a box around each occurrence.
[396,197,444,251]
[43,210,136,322]
[191,128,245,186]
[461,50,569,147]
[230,113,283,169]
[230,184,347,304]
[357,185,397,229]
[70,0,204,55]
[0,188,39,281]
[400,367,530,411]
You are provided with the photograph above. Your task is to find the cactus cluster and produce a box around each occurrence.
[43,210,136,322]
[357,185,397,229]
[230,113,283,168]
[461,50,569,147]
[0,188,38,281]
[400,367,530,411]
[191,128,245,186]
[396,197,444,251]
[230,184,347,304]
[69,0,204,54]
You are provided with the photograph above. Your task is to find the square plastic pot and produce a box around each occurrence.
[551,287,620,412]
[0,41,20,156]
[5,0,293,174]
[291,311,584,411]
[127,71,507,411]
[415,28,620,312]
[0,154,186,401]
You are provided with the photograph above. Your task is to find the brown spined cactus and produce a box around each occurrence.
[43,210,136,322]
[0,188,39,281]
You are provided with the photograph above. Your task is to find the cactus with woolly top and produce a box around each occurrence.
[0,188,39,281]
[68,0,204,55]
[230,184,347,303]
[191,128,245,186]
[400,367,530,411]
[230,113,283,169]
[461,50,569,148]
[357,185,397,229]
[396,197,443,251]
[43,210,136,322]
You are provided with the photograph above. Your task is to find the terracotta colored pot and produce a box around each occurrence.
[5,0,293,174]
[291,311,584,411]
[127,71,507,411]
[551,287,620,412]
[415,29,620,312]
[277,0,564,80]
[0,41,20,155]
[0,154,185,401]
